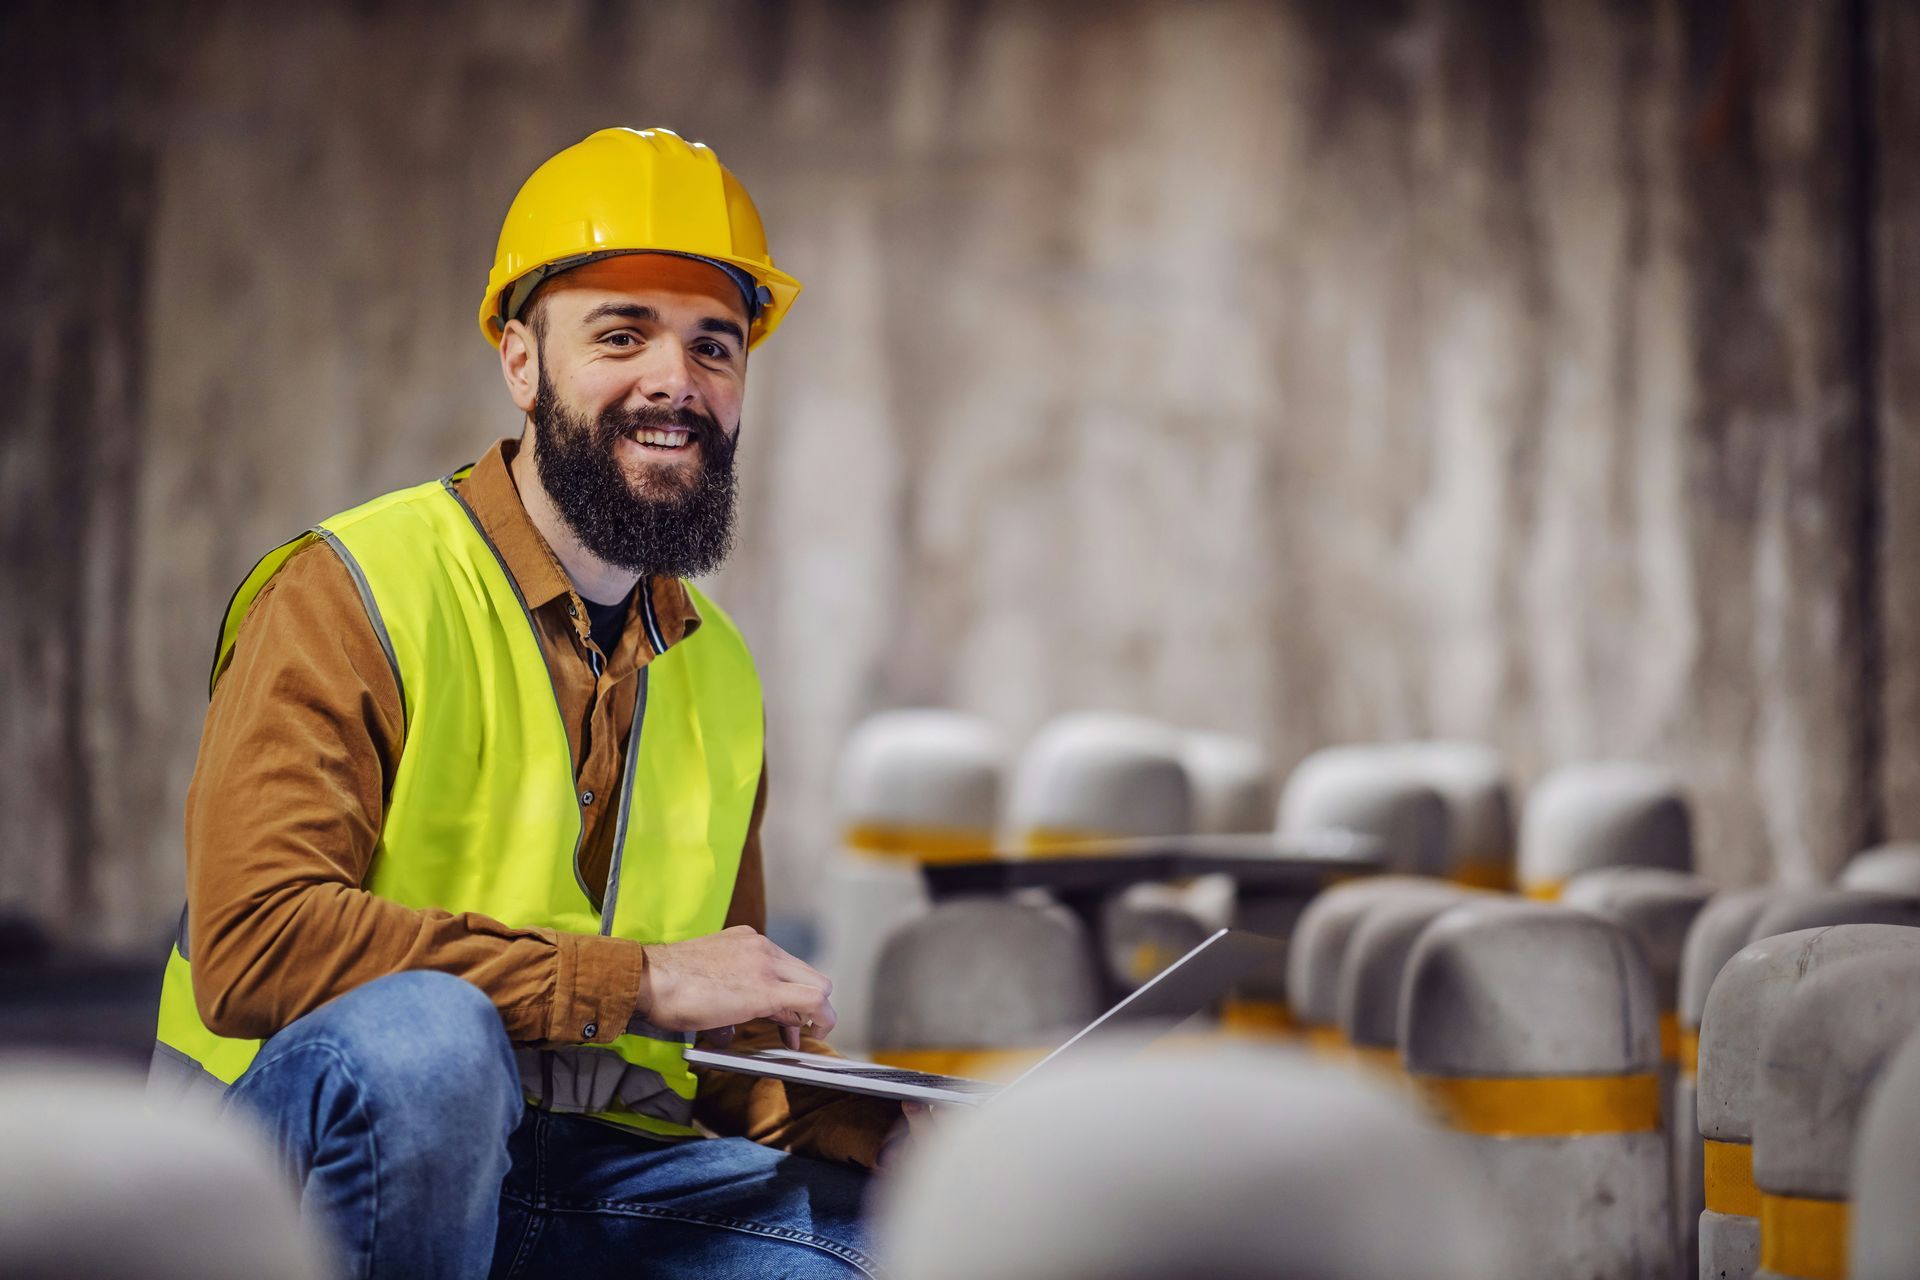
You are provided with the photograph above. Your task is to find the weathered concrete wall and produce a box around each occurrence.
[1877,0,1920,842]
[1,0,1912,941]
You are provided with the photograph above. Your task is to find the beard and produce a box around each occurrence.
[528,374,739,580]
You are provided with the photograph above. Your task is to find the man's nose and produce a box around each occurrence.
[631,338,699,409]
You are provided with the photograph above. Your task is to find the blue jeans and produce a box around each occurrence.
[225,971,883,1279]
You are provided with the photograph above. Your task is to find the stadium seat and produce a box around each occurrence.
[1403,900,1674,1279]
[1518,763,1691,900]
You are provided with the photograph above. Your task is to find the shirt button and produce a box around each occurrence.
[581,789,594,806]
[582,1022,599,1040]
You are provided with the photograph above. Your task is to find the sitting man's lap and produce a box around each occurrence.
[224,972,880,1280]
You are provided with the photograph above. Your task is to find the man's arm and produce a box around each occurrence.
[690,769,906,1169]
[186,542,644,1047]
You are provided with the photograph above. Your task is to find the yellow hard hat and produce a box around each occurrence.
[478,127,801,349]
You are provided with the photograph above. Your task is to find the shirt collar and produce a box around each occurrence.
[457,438,703,646]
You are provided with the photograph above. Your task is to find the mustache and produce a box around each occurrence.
[596,402,726,448]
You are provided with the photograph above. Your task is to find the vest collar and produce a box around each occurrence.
[459,438,702,647]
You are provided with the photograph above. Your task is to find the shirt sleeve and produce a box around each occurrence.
[184,540,643,1048]
[691,761,905,1169]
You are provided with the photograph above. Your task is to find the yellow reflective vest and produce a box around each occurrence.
[152,469,763,1139]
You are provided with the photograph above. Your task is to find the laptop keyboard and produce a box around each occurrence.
[840,1067,1002,1094]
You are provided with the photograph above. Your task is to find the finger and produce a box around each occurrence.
[771,985,838,1039]
[769,951,834,998]
[783,1023,801,1052]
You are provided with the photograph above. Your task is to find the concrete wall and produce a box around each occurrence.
[2,0,1913,943]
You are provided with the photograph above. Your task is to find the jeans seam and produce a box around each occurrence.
[231,1040,383,1274]
[510,1194,883,1277]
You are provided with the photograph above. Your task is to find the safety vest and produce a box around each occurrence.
[150,469,763,1139]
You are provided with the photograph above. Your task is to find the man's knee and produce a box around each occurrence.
[290,971,518,1117]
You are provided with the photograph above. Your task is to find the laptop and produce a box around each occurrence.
[684,928,1283,1107]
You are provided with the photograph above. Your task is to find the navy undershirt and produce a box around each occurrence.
[584,585,635,658]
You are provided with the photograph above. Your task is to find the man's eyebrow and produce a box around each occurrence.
[581,302,657,326]
[697,316,747,346]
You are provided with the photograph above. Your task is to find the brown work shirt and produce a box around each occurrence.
[185,437,898,1166]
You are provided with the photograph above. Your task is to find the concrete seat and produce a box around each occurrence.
[1009,713,1207,992]
[1836,842,1920,894]
[1383,741,1515,889]
[0,1058,329,1278]
[1850,1021,1920,1279]
[1286,877,1465,1057]
[1279,746,1450,876]
[1402,900,1674,1279]
[868,898,1102,1080]
[1180,731,1275,836]
[820,709,1005,1050]
[1745,888,1920,945]
[1562,865,1714,1268]
[1751,946,1920,1280]
[1518,762,1692,900]
[1007,712,1193,851]
[877,1045,1507,1280]
[1695,924,1920,1280]
[1675,887,1793,1276]
[1334,887,1479,1077]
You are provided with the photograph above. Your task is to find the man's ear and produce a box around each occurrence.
[498,318,540,415]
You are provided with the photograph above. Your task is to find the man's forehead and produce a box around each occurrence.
[545,253,748,327]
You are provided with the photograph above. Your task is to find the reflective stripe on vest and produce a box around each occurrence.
[153,471,762,1139]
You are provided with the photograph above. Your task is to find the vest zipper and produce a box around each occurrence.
[602,578,667,935]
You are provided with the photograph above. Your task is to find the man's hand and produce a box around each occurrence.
[638,925,836,1050]
[876,1101,938,1173]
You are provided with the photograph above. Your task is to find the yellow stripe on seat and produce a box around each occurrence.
[1759,1191,1848,1280]
[1417,1072,1661,1138]
[1703,1138,1761,1217]
[1659,1011,1681,1063]
[1449,856,1514,891]
[1218,997,1295,1038]
[1020,828,1116,856]
[1522,880,1563,901]
[1678,1028,1700,1076]
[843,823,997,864]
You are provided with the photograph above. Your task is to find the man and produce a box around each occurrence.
[151,127,910,1278]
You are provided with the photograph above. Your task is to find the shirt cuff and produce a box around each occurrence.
[549,932,645,1045]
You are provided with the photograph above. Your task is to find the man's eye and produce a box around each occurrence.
[603,332,638,349]
[696,342,732,360]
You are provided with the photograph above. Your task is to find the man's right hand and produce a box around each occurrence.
[637,925,836,1050]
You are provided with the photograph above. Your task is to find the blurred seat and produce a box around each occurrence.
[1695,924,1920,1280]
[1007,712,1193,851]
[1746,888,1920,944]
[1850,1021,1920,1279]
[1334,887,1478,1078]
[1518,762,1692,900]
[1279,745,1450,876]
[1752,946,1920,1280]
[1403,900,1675,1279]
[1383,742,1515,889]
[867,898,1101,1081]
[1675,887,1792,1278]
[877,1045,1507,1280]
[0,1057,330,1279]
[1563,865,1714,1270]
[1836,842,1920,894]
[819,709,1005,1051]
[1286,877,1463,1057]
[1180,731,1275,836]
[1008,713,1208,992]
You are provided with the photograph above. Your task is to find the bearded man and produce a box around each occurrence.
[150,128,908,1278]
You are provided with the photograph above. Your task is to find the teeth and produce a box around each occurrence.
[633,429,689,448]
